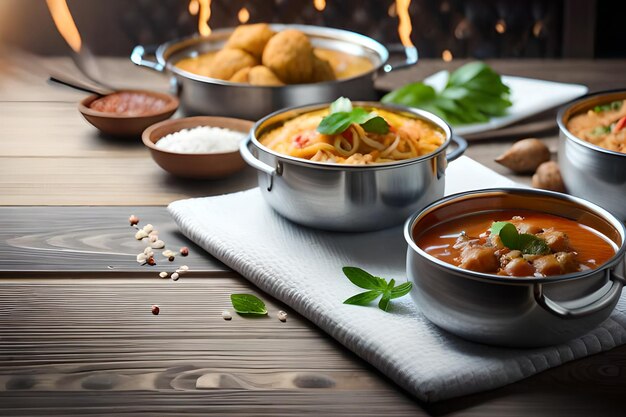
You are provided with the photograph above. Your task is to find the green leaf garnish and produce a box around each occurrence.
[230,294,268,315]
[342,267,412,311]
[317,98,389,135]
[382,61,512,126]
[344,290,384,306]
[593,100,622,113]
[490,222,550,255]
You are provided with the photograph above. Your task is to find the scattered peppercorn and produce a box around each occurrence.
[180,247,189,256]
[277,310,288,322]
[129,215,140,226]
[146,257,156,266]
[151,305,160,315]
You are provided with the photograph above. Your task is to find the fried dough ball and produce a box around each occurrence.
[229,66,251,83]
[225,23,275,61]
[207,48,257,80]
[311,55,336,82]
[248,66,284,86]
[262,29,314,84]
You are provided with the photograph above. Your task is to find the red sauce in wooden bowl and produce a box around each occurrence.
[89,92,169,116]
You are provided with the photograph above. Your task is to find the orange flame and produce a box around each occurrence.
[314,0,326,11]
[188,0,199,15]
[189,0,211,36]
[238,7,250,24]
[395,0,414,47]
[46,0,82,52]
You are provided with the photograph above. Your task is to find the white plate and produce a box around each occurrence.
[423,71,588,136]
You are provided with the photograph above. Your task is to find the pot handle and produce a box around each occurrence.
[380,45,418,74]
[446,135,467,162]
[240,137,279,192]
[534,270,625,319]
[130,45,165,73]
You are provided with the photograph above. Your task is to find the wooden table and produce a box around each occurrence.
[2,53,626,416]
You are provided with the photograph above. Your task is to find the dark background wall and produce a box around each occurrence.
[0,0,622,58]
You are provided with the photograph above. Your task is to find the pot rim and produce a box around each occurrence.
[404,187,626,285]
[155,24,390,88]
[248,101,453,171]
[557,89,626,158]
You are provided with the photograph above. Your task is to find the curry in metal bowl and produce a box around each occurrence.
[566,98,626,153]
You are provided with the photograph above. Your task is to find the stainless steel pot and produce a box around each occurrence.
[130,24,418,120]
[557,90,626,220]
[241,102,467,232]
[405,188,626,348]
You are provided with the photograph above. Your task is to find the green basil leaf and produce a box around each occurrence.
[491,222,550,255]
[344,290,382,306]
[490,221,513,236]
[518,234,551,255]
[491,222,520,249]
[378,291,392,311]
[330,97,353,114]
[317,112,353,135]
[342,267,387,290]
[447,61,489,86]
[381,82,437,107]
[361,116,389,134]
[390,282,413,299]
[230,294,268,315]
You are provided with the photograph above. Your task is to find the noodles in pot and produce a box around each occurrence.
[260,107,445,165]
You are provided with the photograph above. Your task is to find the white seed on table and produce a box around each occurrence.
[171,272,180,281]
[149,235,158,243]
[222,310,232,320]
[179,265,189,271]
[277,310,288,322]
[148,230,159,237]
[142,224,154,233]
[135,229,148,240]
[151,240,165,249]
[162,250,176,258]
[136,253,147,263]
[159,271,168,278]
[144,247,154,256]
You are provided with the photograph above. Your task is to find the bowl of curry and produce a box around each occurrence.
[557,90,626,220]
[404,187,626,347]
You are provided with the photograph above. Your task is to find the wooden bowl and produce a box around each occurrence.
[78,90,179,137]
[142,116,253,179]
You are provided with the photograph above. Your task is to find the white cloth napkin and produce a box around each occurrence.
[168,156,626,402]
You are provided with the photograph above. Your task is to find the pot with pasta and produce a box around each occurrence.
[240,98,467,231]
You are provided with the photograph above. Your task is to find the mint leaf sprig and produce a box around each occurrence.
[342,267,412,312]
[317,97,390,135]
[490,222,550,255]
[230,293,268,315]
[381,61,512,126]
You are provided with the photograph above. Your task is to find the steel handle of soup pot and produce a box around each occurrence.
[240,137,280,192]
[446,135,467,162]
[381,45,418,74]
[130,45,165,72]
[534,270,626,319]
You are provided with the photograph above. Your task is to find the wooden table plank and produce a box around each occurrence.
[0,157,258,205]
[0,207,228,274]
[1,278,625,416]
